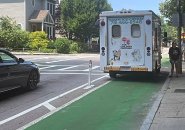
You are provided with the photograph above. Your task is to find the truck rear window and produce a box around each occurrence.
[131,24,141,38]
[112,25,121,38]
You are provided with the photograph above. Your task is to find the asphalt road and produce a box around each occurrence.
[0,53,169,130]
[0,53,109,130]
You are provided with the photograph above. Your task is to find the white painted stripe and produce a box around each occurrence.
[27,57,49,61]
[58,65,79,70]
[45,56,93,64]
[40,73,106,76]
[18,78,110,130]
[40,69,102,72]
[39,66,56,70]
[83,66,100,71]
[140,77,171,130]
[0,74,108,126]
[38,65,87,67]
[43,103,56,111]
[45,59,68,64]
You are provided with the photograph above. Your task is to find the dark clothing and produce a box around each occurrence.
[169,47,180,61]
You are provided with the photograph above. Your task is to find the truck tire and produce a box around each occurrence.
[109,72,117,78]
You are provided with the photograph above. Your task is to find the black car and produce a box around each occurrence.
[0,49,40,92]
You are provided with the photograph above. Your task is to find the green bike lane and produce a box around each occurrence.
[26,57,169,130]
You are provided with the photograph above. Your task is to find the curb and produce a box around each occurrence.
[140,77,171,130]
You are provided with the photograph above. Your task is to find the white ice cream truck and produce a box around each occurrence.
[99,10,162,78]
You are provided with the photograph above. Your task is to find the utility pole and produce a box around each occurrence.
[177,0,182,74]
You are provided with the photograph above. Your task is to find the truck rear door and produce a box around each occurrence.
[107,16,145,67]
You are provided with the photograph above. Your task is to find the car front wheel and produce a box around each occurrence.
[27,70,38,90]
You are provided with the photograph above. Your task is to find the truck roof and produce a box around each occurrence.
[100,10,158,18]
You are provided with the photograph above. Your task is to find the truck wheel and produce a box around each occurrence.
[109,72,117,78]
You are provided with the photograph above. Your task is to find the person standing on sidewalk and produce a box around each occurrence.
[169,42,180,77]
[181,39,185,61]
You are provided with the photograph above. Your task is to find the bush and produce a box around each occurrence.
[47,40,56,49]
[28,31,49,50]
[70,42,79,53]
[77,41,88,53]
[54,38,71,53]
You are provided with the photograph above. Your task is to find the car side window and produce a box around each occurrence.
[0,52,17,63]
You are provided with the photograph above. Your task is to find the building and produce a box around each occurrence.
[0,0,58,39]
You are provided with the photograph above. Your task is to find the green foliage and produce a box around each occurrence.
[28,31,49,49]
[47,40,56,49]
[60,0,112,41]
[159,0,185,23]
[160,16,177,41]
[70,42,79,53]
[54,38,88,53]
[0,16,29,48]
[54,38,71,53]
[77,41,88,53]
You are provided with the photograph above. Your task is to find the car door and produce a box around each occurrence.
[0,51,17,91]
[0,51,22,91]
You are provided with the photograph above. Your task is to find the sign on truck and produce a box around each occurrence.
[99,10,162,78]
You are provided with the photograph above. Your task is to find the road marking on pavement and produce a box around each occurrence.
[43,103,56,111]
[45,59,72,64]
[27,57,49,61]
[140,77,171,130]
[83,66,100,71]
[0,75,108,126]
[45,56,93,64]
[39,65,56,70]
[18,76,110,130]
[40,72,106,75]
[57,65,79,70]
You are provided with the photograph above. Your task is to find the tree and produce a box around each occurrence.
[0,16,29,48]
[60,0,112,41]
[159,0,185,24]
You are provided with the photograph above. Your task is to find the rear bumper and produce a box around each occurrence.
[104,66,149,73]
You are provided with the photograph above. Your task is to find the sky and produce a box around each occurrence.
[107,0,164,14]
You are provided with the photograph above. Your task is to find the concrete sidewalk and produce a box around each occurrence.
[149,61,185,130]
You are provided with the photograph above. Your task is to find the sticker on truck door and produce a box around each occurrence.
[108,16,145,66]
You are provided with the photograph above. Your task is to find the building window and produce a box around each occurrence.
[32,0,35,7]
[112,25,121,38]
[47,2,54,15]
[131,24,141,38]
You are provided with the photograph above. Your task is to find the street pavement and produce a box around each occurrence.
[149,60,185,129]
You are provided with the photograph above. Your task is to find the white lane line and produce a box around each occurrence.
[83,66,100,71]
[39,66,56,70]
[19,79,110,130]
[38,65,87,67]
[45,59,70,64]
[0,75,108,126]
[43,103,56,111]
[45,56,93,64]
[40,73,106,76]
[40,70,103,73]
[57,65,79,70]
[27,57,49,61]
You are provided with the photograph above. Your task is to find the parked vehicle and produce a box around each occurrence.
[0,49,40,92]
[99,10,162,78]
